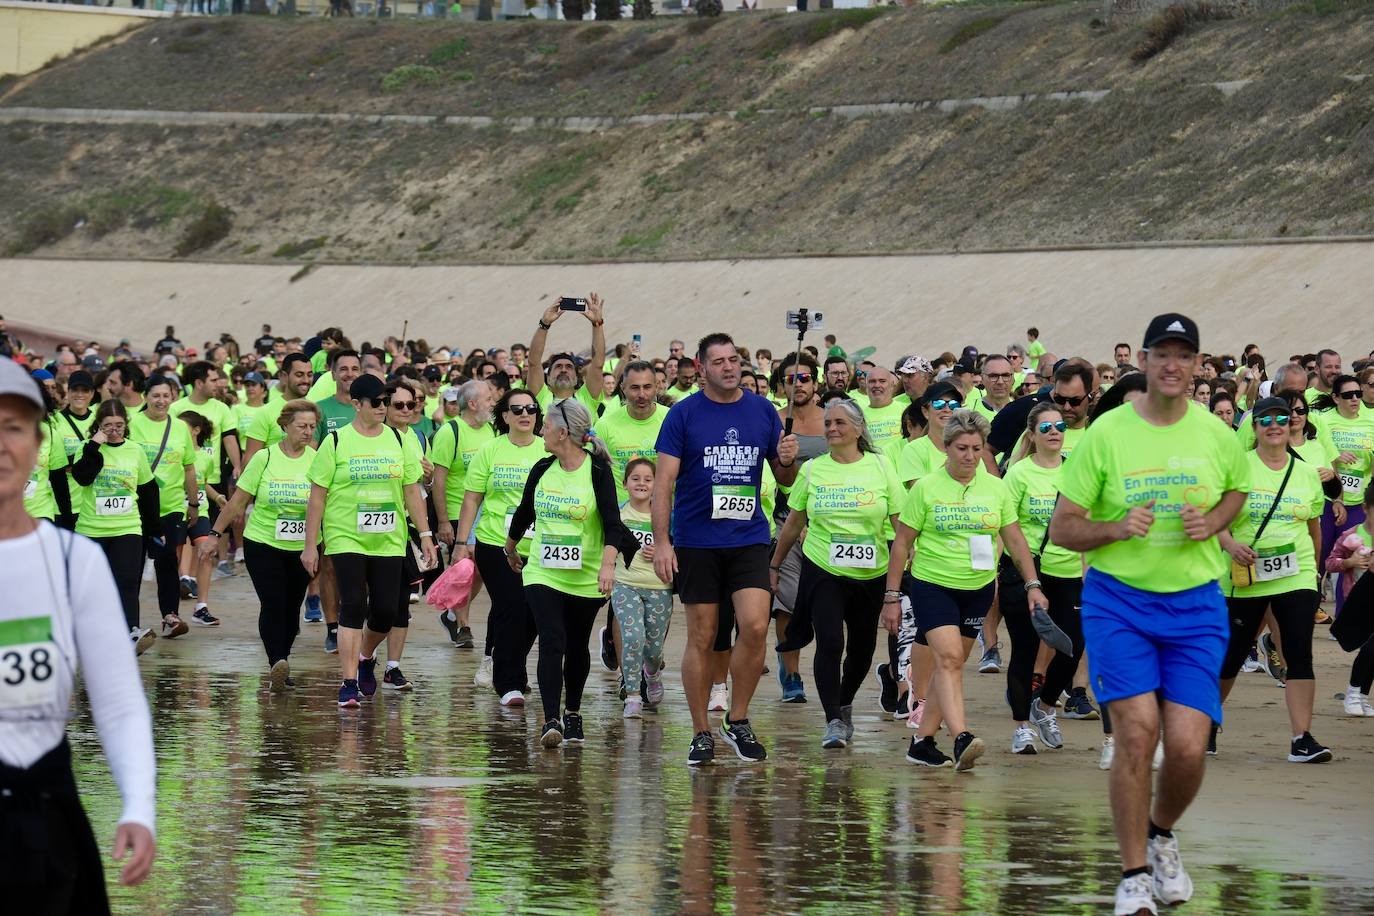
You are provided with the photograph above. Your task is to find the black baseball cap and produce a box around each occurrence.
[349,374,385,402]
[422,365,443,381]
[1251,396,1289,417]
[951,361,976,376]
[1143,313,1200,351]
[66,370,96,391]
[547,352,578,370]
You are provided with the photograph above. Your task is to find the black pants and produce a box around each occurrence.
[1004,573,1084,722]
[798,557,885,721]
[1222,589,1318,681]
[245,539,311,665]
[475,542,536,695]
[0,739,109,915]
[332,553,404,634]
[526,583,606,721]
[90,533,144,630]
[1352,636,1374,694]
[151,513,186,618]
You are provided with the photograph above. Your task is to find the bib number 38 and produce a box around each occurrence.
[0,617,59,712]
[711,485,756,521]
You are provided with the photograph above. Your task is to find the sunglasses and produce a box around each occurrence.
[1256,414,1290,427]
[929,399,962,410]
[1037,420,1067,434]
[1289,405,1308,415]
[1051,393,1088,407]
[362,396,390,408]
[1337,390,1361,400]
[508,404,539,416]
[390,400,416,411]
[786,373,813,384]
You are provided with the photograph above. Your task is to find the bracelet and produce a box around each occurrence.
[883,590,903,598]
[769,565,783,571]
[418,531,433,539]
[208,529,223,539]
[538,320,552,331]
[1023,579,1043,592]
[882,596,901,604]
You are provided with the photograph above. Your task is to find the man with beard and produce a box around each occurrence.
[526,294,607,417]
[242,353,315,464]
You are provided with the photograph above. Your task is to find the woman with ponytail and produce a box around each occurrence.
[505,398,640,749]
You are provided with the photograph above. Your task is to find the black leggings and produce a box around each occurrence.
[1352,636,1374,694]
[475,541,536,695]
[332,553,403,634]
[244,539,311,665]
[526,584,605,721]
[798,557,884,721]
[151,513,186,618]
[1221,589,1317,681]
[90,533,144,630]
[1004,573,1084,722]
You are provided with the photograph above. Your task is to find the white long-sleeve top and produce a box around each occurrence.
[0,522,156,834]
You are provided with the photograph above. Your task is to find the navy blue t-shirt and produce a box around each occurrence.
[655,390,782,549]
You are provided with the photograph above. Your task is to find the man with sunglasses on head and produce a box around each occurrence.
[526,294,607,418]
[1050,314,1247,916]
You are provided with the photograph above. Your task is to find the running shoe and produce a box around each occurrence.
[708,683,729,713]
[131,627,156,657]
[840,704,854,742]
[324,628,338,654]
[776,649,787,690]
[180,576,196,600]
[894,691,910,720]
[1099,736,1115,770]
[499,690,525,707]
[1342,685,1364,716]
[1287,732,1332,763]
[822,719,848,749]
[1147,834,1194,906]
[1012,724,1038,755]
[213,560,235,580]
[1258,632,1286,684]
[541,719,564,749]
[721,717,767,762]
[1062,688,1100,720]
[474,654,495,688]
[1240,650,1264,674]
[907,697,925,730]
[563,712,585,743]
[875,662,898,714]
[1029,702,1064,749]
[338,680,361,709]
[687,730,715,766]
[234,546,245,564]
[408,588,421,605]
[304,595,323,623]
[1314,608,1332,625]
[269,659,290,693]
[383,666,412,692]
[624,696,644,718]
[599,626,619,672]
[161,615,189,639]
[1113,873,1157,916]
[1363,695,1374,717]
[905,735,952,767]
[1207,724,1218,756]
[455,626,475,649]
[439,611,460,644]
[952,731,985,771]
[644,663,665,706]
[192,607,221,627]
[978,643,1002,675]
[358,655,378,697]
[781,671,807,704]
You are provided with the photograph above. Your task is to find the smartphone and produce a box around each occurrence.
[785,310,824,331]
[559,297,587,312]
[632,334,642,351]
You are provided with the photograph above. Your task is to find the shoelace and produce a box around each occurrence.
[1153,841,1182,878]
[730,722,757,742]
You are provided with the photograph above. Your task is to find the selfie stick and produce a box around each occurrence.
[785,308,810,436]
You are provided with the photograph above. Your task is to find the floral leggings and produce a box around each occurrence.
[611,583,674,695]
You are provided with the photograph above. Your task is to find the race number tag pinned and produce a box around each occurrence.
[969,534,995,571]
[0,616,59,712]
[539,534,582,569]
[275,513,307,542]
[357,503,397,534]
[197,489,209,511]
[1339,472,1363,496]
[711,485,756,521]
[504,508,534,541]
[829,535,877,569]
[23,477,38,500]
[1254,542,1298,582]
[627,521,654,548]
[95,492,133,516]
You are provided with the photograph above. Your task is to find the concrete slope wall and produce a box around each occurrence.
[0,1,167,77]
[2,240,1369,363]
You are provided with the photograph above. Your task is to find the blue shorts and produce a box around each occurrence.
[1080,569,1227,725]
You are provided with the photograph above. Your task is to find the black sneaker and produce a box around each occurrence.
[875,663,898,714]
[894,690,910,721]
[192,607,221,627]
[1259,633,1287,685]
[454,625,475,649]
[1207,723,1218,757]
[1062,688,1100,720]
[721,717,767,762]
[563,711,585,744]
[1287,732,1332,763]
[905,735,952,767]
[952,731,986,772]
[383,666,412,692]
[540,719,564,749]
[324,627,338,654]
[687,730,715,766]
[599,625,620,672]
[439,611,460,644]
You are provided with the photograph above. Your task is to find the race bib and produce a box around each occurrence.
[95,493,133,516]
[711,485,756,521]
[829,535,877,569]
[504,508,534,541]
[969,534,995,571]
[539,534,582,569]
[23,477,38,500]
[357,503,397,534]
[1339,472,1364,495]
[275,514,307,542]
[627,522,654,548]
[196,489,209,511]
[1254,542,1298,582]
[0,616,59,712]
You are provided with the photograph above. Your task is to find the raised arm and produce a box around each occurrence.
[584,293,607,400]
[525,300,564,399]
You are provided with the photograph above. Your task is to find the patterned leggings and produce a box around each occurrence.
[611,583,674,695]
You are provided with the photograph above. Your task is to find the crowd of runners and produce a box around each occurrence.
[3,305,1374,915]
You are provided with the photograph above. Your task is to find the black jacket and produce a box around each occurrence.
[507,453,639,569]
[71,440,163,537]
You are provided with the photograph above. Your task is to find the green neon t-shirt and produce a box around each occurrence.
[308,424,422,557]
[1058,402,1249,593]
[900,465,1017,591]
[465,435,543,555]
[23,425,68,521]
[74,441,154,539]
[238,444,315,551]
[429,417,496,512]
[1227,452,1323,599]
[48,410,95,510]
[522,459,605,599]
[787,452,904,580]
[235,401,266,439]
[128,412,197,518]
[861,399,906,453]
[536,386,604,419]
[1002,456,1081,579]
[596,404,667,502]
[170,396,232,484]
[1321,410,1374,505]
[307,373,336,402]
[245,398,288,451]
[896,436,943,487]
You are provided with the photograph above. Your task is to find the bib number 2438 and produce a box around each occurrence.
[711,486,756,521]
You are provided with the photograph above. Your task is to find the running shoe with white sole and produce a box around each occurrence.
[1207,723,1218,756]
[192,607,220,627]
[822,719,848,749]
[499,690,525,707]
[708,683,729,713]
[338,680,361,709]
[624,696,643,718]
[439,611,460,644]
[408,588,421,605]
[978,642,1002,674]
[324,628,338,654]
[358,655,378,697]
[563,712,585,743]
[1343,686,1365,716]
[131,627,156,657]
[1148,834,1193,906]
[599,626,619,672]
[1113,873,1157,916]
[875,662,898,714]
[894,691,910,720]
[383,666,412,692]
[1012,724,1038,755]
[1240,650,1264,674]
[269,659,290,693]
[644,664,665,706]
[161,615,189,639]
[1028,703,1064,749]
[474,654,495,688]
[1363,695,1374,717]
[541,719,564,748]
[721,717,767,762]
[781,671,807,703]
[840,704,854,742]
[906,735,952,768]
[455,626,475,649]
[180,576,196,600]
[952,731,985,771]
[303,595,323,623]
[1287,732,1332,763]
[1099,736,1115,770]
[687,730,715,766]
[1258,632,1286,684]
[1062,688,1100,720]
[213,560,235,580]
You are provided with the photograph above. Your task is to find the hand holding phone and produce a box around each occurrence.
[559,297,588,312]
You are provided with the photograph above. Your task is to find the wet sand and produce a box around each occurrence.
[71,569,1374,914]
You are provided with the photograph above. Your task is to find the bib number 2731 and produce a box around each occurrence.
[357,505,397,534]
[711,486,756,521]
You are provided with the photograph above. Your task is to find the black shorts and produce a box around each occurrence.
[908,578,996,644]
[675,543,771,606]
[187,513,213,541]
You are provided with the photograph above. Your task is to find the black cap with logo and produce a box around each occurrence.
[1142,313,1200,351]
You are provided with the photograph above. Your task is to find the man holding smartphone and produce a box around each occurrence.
[526,294,607,418]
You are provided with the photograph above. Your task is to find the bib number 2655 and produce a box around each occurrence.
[711,486,756,521]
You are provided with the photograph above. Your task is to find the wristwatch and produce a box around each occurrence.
[208,529,223,539]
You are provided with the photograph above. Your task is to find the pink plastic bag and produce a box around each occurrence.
[426,557,477,611]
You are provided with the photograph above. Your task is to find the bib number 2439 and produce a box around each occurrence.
[711,486,756,521]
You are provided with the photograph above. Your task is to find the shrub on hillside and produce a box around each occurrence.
[381,64,442,92]
[1132,2,1231,62]
[175,202,233,258]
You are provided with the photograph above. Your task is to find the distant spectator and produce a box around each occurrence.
[155,326,181,356]
[0,315,22,359]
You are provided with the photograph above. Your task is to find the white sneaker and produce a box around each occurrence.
[1099,736,1115,770]
[141,558,155,582]
[499,690,525,707]
[1344,686,1365,716]
[708,682,728,712]
[474,654,494,688]
[1114,872,1157,915]
[643,663,665,706]
[1148,834,1194,905]
[623,696,643,718]
[1152,738,1164,772]
[130,627,156,657]
[1362,695,1374,717]
[1029,702,1064,749]
[408,589,421,605]
[1012,724,1038,755]
[234,547,245,563]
